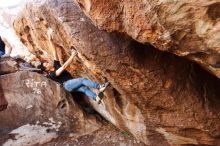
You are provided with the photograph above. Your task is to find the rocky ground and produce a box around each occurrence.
[45,123,145,146]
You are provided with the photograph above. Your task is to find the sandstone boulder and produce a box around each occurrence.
[0,57,19,75]
[76,0,220,78]
[13,0,220,145]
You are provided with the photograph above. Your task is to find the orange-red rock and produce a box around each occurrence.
[76,0,220,78]
[13,0,220,145]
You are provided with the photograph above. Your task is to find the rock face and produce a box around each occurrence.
[0,86,7,111]
[0,58,101,145]
[0,57,19,75]
[76,0,220,78]
[13,0,220,145]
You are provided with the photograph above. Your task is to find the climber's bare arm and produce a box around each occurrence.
[2,37,12,56]
[55,50,77,76]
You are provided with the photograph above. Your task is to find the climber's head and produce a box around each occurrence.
[43,62,54,71]
[39,61,54,72]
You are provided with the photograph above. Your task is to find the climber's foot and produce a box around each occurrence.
[99,81,110,92]
[95,92,104,104]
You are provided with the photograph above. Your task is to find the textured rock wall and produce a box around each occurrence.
[76,0,220,78]
[0,58,101,145]
[13,0,220,145]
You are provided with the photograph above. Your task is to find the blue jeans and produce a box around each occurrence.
[0,50,5,57]
[63,77,100,100]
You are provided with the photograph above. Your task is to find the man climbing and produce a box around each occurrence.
[40,28,109,104]
[0,35,13,58]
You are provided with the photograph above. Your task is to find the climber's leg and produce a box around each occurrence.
[63,78,84,92]
[63,77,99,91]
[80,77,110,92]
[76,86,97,100]
[80,77,100,89]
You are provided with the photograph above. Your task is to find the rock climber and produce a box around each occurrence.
[0,35,13,58]
[40,28,109,104]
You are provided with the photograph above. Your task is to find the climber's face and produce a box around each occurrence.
[43,62,54,71]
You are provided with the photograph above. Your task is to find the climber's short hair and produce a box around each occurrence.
[38,61,55,72]
[38,62,46,71]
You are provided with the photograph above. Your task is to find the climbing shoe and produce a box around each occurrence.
[99,81,110,92]
[95,92,104,104]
